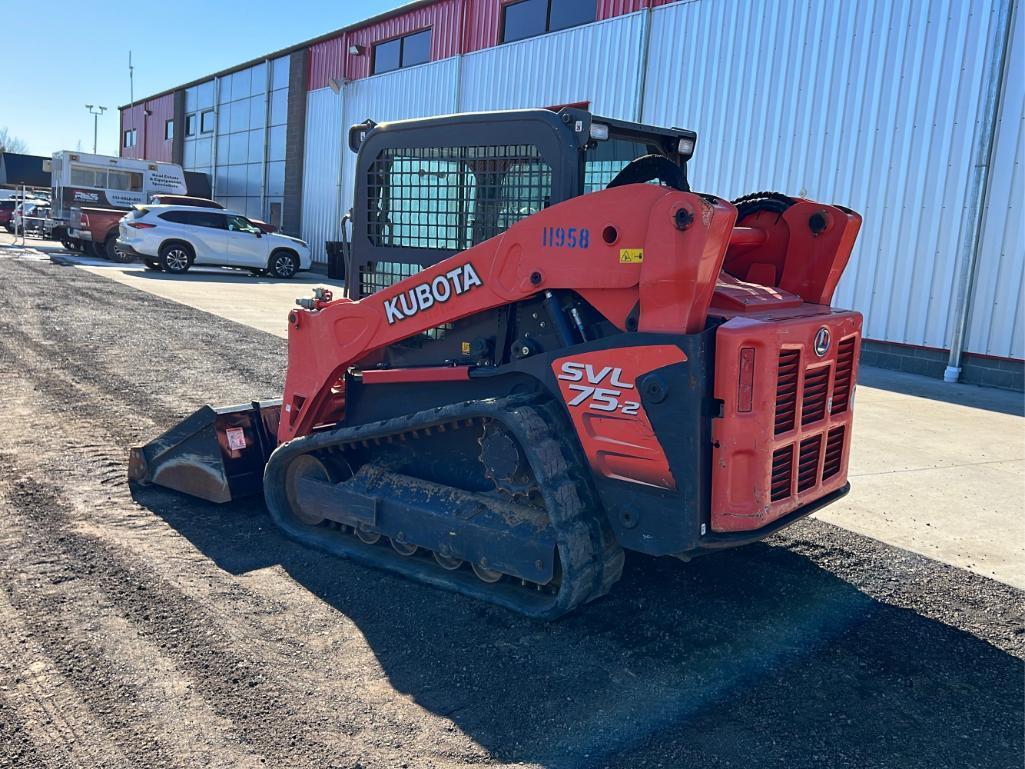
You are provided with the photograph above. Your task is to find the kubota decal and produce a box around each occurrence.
[384,262,483,325]
[552,346,687,490]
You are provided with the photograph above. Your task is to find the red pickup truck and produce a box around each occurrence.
[75,207,132,261]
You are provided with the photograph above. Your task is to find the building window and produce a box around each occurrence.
[185,113,197,136]
[164,119,174,140]
[200,109,215,133]
[122,129,137,148]
[501,0,595,43]
[371,29,432,75]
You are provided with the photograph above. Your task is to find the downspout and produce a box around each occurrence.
[944,0,1015,382]
[455,0,469,112]
[634,3,655,122]
[334,33,350,247]
[211,77,222,198]
[262,58,272,217]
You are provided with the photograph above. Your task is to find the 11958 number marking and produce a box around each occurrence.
[542,226,590,249]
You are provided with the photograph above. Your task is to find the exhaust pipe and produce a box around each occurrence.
[129,400,281,503]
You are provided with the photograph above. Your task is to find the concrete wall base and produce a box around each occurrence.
[860,340,1024,391]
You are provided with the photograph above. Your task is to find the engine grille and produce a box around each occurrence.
[768,336,857,503]
[801,365,831,426]
[774,349,800,434]
[796,434,822,492]
[831,337,856,413]
[823,426,846,479]
[770,446,794,502]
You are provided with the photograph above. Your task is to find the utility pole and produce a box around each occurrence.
[85,105,107,154]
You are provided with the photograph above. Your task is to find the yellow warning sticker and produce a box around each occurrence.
[461,341,472,355]
[619,248,644,264]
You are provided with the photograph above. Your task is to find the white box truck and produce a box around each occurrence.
[49,151,188,254]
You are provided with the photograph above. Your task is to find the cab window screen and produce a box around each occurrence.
[363,144,552,296]
[367,144,551,250]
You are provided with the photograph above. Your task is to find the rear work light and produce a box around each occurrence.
[127,221,156,229]
[589,123,610,141]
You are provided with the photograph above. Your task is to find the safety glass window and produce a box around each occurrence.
[583,138,664,192]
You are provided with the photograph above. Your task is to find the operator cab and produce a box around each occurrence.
[345,108,697,299]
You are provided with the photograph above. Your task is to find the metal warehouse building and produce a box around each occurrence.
[120,0,1024,389]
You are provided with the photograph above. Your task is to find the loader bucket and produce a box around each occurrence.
[129,400,281,503]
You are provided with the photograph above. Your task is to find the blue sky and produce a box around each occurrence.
[1,0,400,157]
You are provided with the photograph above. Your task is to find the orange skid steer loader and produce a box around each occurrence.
[130,109,862,618]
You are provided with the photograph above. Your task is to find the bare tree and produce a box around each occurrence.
[0,127,28,154]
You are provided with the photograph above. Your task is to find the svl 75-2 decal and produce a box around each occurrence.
[551,346,687,490]
[557,362,640,415]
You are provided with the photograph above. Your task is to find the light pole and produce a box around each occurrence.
[85,104,107,154]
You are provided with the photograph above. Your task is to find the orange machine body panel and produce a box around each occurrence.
[279,184,736,443]
[280,184,862,541]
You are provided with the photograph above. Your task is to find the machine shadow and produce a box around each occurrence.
[135,485,1024,769]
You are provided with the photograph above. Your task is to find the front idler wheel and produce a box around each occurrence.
[283,454,330,526]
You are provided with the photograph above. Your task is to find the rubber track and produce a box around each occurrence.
[263,395,624,619]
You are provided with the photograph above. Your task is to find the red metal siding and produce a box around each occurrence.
[308,34,349,91]
[308,0,463,89]
[308,0,673,88]
[119,94,174,162]
[464,0,662,53]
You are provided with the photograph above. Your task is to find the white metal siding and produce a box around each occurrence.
[301,87,344,263]
[458,12,646,118]
[643,0,1003,352]
[339,58,460,223]
[967,0,1024,359]
[298,0,1022,361]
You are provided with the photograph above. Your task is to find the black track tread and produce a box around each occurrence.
[263,395,624,619]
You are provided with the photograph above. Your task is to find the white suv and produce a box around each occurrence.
[117,205,312,278]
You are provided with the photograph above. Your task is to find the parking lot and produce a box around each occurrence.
[0,241,1022,769]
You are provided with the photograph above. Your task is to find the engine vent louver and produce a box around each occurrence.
[831,337,856,414]
[823,427,846,479]
[801,365,831,426]
[770,446,794,502]
[796,435,822,492]
[774,349,800,434]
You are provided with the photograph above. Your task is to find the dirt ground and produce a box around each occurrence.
[0,253,1021,769]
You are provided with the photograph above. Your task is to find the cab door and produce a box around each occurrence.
[225,214,269,268]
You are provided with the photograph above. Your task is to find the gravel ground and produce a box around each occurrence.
[0,253,1021,769]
